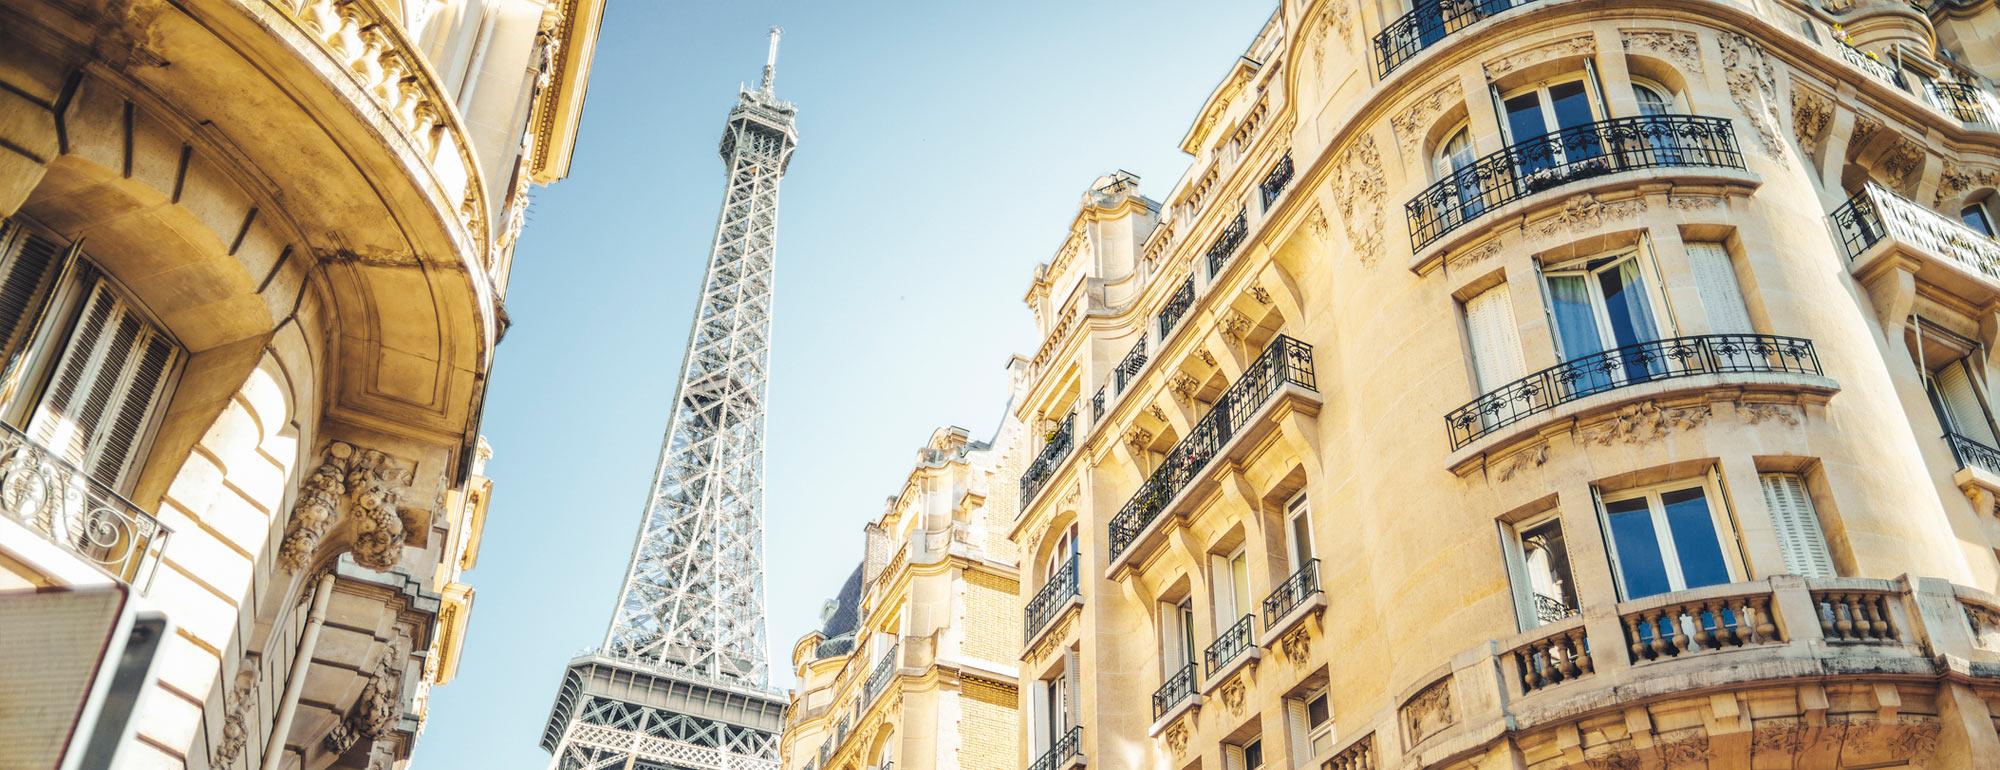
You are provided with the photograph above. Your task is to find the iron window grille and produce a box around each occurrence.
[1206,209,1249,278]
[1947,432,2000,477]
[1260,153,1295,210]
[1374,0,1540,77]
[1021,413,1076,506]
[1028,726,1083,770]
[1158,277,1196,339]
[1116,339,1149,393]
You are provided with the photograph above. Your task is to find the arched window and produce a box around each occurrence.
[1632,83,1673,116]
[1963,200,1996,238]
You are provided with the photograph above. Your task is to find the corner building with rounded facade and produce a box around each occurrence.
[1003,1,2000,768]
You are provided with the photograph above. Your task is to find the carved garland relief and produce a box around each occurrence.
[1620,29,1703,75]
[1393,80,1465,161]
[1718,32,1784,158]
[278,441,416,573]
[1483,35,1596,79]
[1333,135,1387,265]
[1401,676,1456,745]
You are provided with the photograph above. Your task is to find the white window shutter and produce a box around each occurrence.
[1937,361,2000,447]
[0,224,67,366]
[1465,284,1525,393]
[1286,698,1310,762]
[1685,242,1753,335]
[1760,473,1836,579]
[1223,744,1246,770]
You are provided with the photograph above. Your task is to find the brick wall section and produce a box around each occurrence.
[959,677,1019,770]
[960,568,1020,665]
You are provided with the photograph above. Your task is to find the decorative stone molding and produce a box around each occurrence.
[1579,402,1712,446]
[1718,33,1784,157]
[1668,193,1724,212]
[1393,80,1465,159]
[1484,35,1595,79]
[1752,720,1812,754]
[1333,136,1386,265]
[1124,427,1154,455]
[1885,720,1941,762]
[1880,135,1927,184]
[1169,373,1202,405]
[1656,733,1712,765]
[1936,161,2000,206]
[1280,624,1312,665]
[1447,238,1505,272]
[1218,310,1253,347]
[1025,609,1077,664]
[1494,442,1548,482]
[1308,0,1357,72]
[1736,403,1801,426]
[1146,404,1168,423]
[1164,719,1190,757]
[1534,193,1647,238]
[1621,29,1703,74]
[278,441,415,573]
[1401,676,1456,746]
[1583,750,1642,770]
[211,664,259,767]
[324,643,406,754]
[1791,85,1836,155]
[1219,677,1246,715]
[1248,284,1272,306]
[1195,348,1218,367]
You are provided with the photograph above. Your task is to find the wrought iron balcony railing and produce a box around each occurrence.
[1152,663,1199,720]
[1204,614,1256,677]
[1021,413,1076,506]
[1836,41,1903,88]
[865,644,898,704]
[1116,338,1148,393]
[0,421,169,586]
[1206,209,1249,278]
[1831,182,2000,278]
[1109,336,1317,561]
[1158,277,1195,338]
[1025,554,1081,642]
[1947,432,2000,477]
[1444,334,1821,450]
[1930,82,2000,128]
[1374,0,1538,77]
[1534,593,1579,625]
[1407,115,1743,250]
[1260,153,1295,209]
[1028,726,1083,770]
[1262,559,1322,628]
[1091,386,1107,422]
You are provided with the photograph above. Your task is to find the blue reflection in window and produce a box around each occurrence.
[1606,497,1670,599]
[1663,487,1730,589]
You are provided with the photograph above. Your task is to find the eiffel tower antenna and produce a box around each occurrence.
[540,29,798,770]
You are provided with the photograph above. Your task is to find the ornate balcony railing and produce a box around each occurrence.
[1325,733,1376,770]
[1445,334,1821,450]
[1831,182,2000,278]
[1091,387,1107,422]
[0,421,169,586]
[1930,82,2000,128]
[1533,593,1578,625]
[1836,40,1903,88]
[1813,588,1899,643]
[1947,432,2000,477]
[1158,277,1195,338]
[1408,115,1743,250]
[1021,413,1076,506]
[1025,554,1081,642]
[1109,337,1318,560]
[1028,726,1083,770]
[1374,0,1538,77]
[1151,663,1198,720]
[1205,209,1249,278]
[1204,614,1256,677]
[1262,559,1322,628]
[865,644,898,704]
[1260,153,1295,209]
[1116,339,1148,393]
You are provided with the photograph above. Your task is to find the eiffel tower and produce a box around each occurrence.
[540,28,796,770]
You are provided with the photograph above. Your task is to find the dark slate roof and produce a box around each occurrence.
[811,563,864,659]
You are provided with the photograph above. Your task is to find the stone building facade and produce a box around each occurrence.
[780,426,1025,770]
[1002,1,2000,769]
[0,0,599,767]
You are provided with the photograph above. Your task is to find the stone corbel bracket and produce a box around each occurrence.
[279,440,426,573]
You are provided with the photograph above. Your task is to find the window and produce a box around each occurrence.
[1044,525,1078,582]
[1500,77,1603,175]
[1225,738,1264,770]
[1285,493,1315,572]
[1683,242,1753,335]
[1541,250,1663,385]
[1964,201,1997,238]
[1928,356,1998,449]
[1632,83,1674,116]
[1600,479,1737,600]
[1160,598,1196,673]
[1287,688,1335,759]
[1434,125,1486,222]
[1507,514,1577,629]
[1464,283,1526,396]
[1759,473,1836,579]
[0,220,181,493]
[1211,547,1251,625]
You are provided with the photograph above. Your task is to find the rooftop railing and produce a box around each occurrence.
[1445,334,1821,450]
[1407,115,1743,250]
[1020,413,1076,506]
[1109,336,1317,561]
[0,421,169,586]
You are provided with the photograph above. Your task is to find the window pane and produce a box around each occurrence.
[1964,205,1996,237]
[1244,740,1263,769]
[1550,81,1595,130]
[1547,275,1605,360]
[1306,692,1329,727]
[1605,497,1672,599]
[1662,487,1731,589]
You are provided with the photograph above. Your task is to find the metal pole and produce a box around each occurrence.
[260,572,335,770]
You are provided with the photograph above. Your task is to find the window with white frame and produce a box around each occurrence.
[1160,598,1196,675]
[1598,477,1739,600]
[1682,242,1754,335]
[1224,736,1264,770]
[1285,492,1315,573]
[1211,546,1252,626]
[1963,200,1996,238]
[1758,473,1837,579]
[1287,687,1335,760]
[1498,75,1604,175]
[1505,513,1578,630]
[1463,283,1526,398]
[1032,650,1075,755]
[0,219,181,493]
[1540,248,1666,383]
[1914,320,1999,452]
[1044,524,1078,582]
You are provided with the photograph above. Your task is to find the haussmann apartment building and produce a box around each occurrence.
[0,0,602,767]
[989,0,2000,769]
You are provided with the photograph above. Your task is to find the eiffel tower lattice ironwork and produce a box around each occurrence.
[541,27,796,770]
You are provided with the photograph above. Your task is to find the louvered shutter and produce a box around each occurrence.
[27,280,179,491]
[1465,284,1526,392]
[1760,473,1836,578]
[1937,360,1999,447]
[1685,242,1753,335]
[1223,744,1246,770]
[1286,698,1310,761]
[0,223,68,368]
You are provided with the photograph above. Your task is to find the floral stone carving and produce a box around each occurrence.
[278,441,414,573]
[324,642,406,754]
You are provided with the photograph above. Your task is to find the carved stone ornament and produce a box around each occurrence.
[1580,401,1712,446]
[1124,427,1155,455]
[1393,80,1465,159]
[279,441,415,573]
[1534,193,1646,238]
[1936,161,2000,207]
[1752,719,1813,755]
[1164,719,1191,757]
[1447,238,1505,273]
[211,664,260,767]
[1196,348,1218,367]
[1169,373,1202,405]
[1657,733,1712,766]
[1280,624,1313,666]
[1220,677,1247,715]
[1621,29,1703,74]
[1306,205,1331,240]
[1401,676,1456,745]
[1219,310,1253,347]
[1669,194,1723,212]
[1495,443,1549,482]
[1248,284,1272,306]
[1308,0,1357,72]
[1791,85,1835,155]
[1484,35,1595,78]
[1146,404,1169,423]
[1333,136,1387,265]
[1736,402,1801,426]
[1583,750,1642,770]
[1886,719,1941,762]
[324,642,405,754]
[1718,32,1784,157]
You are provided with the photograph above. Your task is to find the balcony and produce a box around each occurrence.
[0,421,169,586]
[1090,386,1106,422]
[1836,40,1903,88]
[1444,334,1823,451]
[864,643,898,704]
[1203,614,1258,683]
[1205,209,1249,278]
[1157,277,1195,339]
[1260,559,1324,645]
[1150,662,1199,724]
[1408,115,1743,251]
[1260,153,1295,210]
[1115,339,1148,393]
[1108,336,1318,566]
[1020,413,1076,507]
[1028,725,1084,770]
[1024,554,1081,647]
[1374,0,1540,77]
[1948,432,2000,477]
[1929,81,2000,129]
[1832,182,2000,305]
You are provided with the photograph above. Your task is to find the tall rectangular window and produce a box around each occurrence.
[1507,514,1578,629]
[1211,547,1251,624]
[1464,284,1524,395]
[1600,480,1736,600]
[1759,473,1836,579]
[1684,242,1753,335]
[1286,492,1315,572]
[1286,688,1334,760]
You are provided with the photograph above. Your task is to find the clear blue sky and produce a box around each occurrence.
[413,2,1273,766]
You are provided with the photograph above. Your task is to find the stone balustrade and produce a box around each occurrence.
[1618,584,1781,662]
[1812,585,1901,643]
[1505,617,1593,694]
[1324,731,1375,770]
